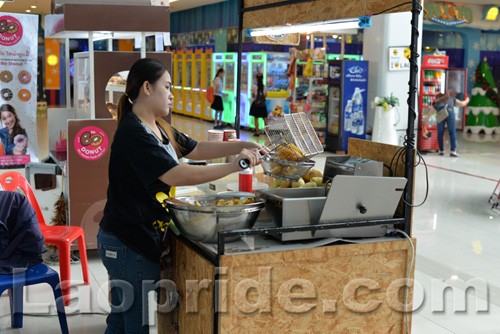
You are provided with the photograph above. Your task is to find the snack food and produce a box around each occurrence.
[6,22,18,34]
[0,70,13,83]
[214,198,255,206]
[80,131,92,146]
[14,134,27,147]
[18,70,31,85]
[0,20,7,33]
[276,143,304,161]
[1,88,13,101]
[90,134,103,146]
[18,89,31,102]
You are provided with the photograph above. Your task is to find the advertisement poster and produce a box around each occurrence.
[0,13,38,168]
[388,47,411,71]
[341,60,369,151]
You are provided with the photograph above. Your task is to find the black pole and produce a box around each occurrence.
[404,0,421,235]
[235,0,244,138]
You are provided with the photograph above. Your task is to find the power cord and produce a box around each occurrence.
[373,2,414,16]
[388,228,415,334]
[389,144,429,207]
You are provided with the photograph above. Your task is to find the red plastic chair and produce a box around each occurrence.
[0,171,90,306]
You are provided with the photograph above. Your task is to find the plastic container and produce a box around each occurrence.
[223,129,237,141]
[239,168,253,192]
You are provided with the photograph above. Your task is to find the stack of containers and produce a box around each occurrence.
[207,130,224,164]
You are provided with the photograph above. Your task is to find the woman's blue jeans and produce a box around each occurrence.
[97,228,161,334]
[437,109,457,152]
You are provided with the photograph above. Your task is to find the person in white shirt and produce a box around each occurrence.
[249,73,268,136]
[211,68,225,129]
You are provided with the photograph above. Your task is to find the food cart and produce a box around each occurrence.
[158,0,421,331]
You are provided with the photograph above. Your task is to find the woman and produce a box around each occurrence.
[249,73,268,137]
[425,92,469,157]
[97,58,267,334]
[211,68,225,129]
[0,104,28,155]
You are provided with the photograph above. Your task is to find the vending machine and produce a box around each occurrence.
[201,49,213,121]
[239,53,251,127]
[325,60,369,152]
[418,55,467,151]
[247,52,267,130]
[212,52,238,125]
[183,49,194,116]
[172,50,185,114]
[192,49,203,119]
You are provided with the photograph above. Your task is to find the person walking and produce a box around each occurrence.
[211,68,225,129]
[97,58,268,334]
[425,92,469,157]
[249,73,268,136]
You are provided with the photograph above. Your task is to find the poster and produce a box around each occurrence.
[0,13,38,168]
[388,47,411,71]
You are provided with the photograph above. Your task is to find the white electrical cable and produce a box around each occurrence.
[394,229,415,334]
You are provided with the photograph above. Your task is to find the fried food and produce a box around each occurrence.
[214,198,255,206]
[275,143,304,161]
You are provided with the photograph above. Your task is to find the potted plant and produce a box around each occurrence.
[371,93,400,145]
[371,93,400,112]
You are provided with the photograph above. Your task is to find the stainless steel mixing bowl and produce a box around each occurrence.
[165,194,265,243]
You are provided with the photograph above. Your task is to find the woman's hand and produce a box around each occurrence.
[233,147,263,170]
[13,145,26,155]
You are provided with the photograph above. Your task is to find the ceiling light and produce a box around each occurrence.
[249,19,361,37]
[0,2,4,9]
[26,10,31,13]
[31,5,37,8]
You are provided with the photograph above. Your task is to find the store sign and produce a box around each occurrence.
[424,3,472,25]
[0,12,38,168]
[422,55,449,68]
[253,33,300,46]
[388,47,410,71]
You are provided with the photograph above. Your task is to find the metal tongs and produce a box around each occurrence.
[238,135,284,169]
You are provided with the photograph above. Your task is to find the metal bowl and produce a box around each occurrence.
[165,194,265,243]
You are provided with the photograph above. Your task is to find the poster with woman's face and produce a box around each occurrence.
[0,13,38,168]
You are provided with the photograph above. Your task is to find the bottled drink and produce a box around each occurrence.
[344,100,353,132]
[351,87,364,134]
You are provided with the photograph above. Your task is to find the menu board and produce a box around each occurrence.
[0,13,38,168]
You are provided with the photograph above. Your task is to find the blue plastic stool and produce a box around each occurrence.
[0,263,69,333]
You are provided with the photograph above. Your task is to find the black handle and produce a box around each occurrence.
[239,159,249,169]
[358,205,367,214]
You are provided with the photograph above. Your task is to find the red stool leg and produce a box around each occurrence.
[58,243,72,306]
[77,234,90,285]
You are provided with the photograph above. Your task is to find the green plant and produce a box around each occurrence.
[371,93,400,111]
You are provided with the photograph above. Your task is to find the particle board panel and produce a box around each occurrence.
[242,0,414,30]
[219,239,415,334]
[159,237,215,334]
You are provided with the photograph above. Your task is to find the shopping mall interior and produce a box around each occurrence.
[1,0,500,333]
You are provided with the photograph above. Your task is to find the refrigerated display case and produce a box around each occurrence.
[418,55,467,151]
[192,49,203,119]
[172,50,185,114]
[326,60,369,152]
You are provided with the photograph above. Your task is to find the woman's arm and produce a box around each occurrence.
[185,140,267,160]
[424,107,436,126]
[159,147,263,186]
[455,96,470,107]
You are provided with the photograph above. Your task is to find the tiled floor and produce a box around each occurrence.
[1,113,500,333]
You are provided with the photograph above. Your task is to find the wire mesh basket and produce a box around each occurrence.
[265,112,324,162]
[261,155,315,181]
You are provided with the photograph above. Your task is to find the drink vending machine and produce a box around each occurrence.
[418,55,467,151]
[325,60,369,152]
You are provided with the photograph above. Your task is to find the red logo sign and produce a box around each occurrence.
[74,126,109,161]
[0,15,23,46]
[423,55,449,68]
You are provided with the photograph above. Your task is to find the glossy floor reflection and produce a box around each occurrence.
[0,114,499,333]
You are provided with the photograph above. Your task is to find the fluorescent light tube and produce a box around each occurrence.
[250,19,359,37]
